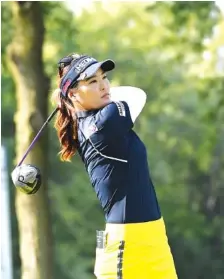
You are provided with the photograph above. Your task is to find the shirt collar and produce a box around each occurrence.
[76,109,98,119]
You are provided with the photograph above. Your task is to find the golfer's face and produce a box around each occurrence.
[75,68,111,110]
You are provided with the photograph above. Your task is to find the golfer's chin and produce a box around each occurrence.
[99,96,111,108]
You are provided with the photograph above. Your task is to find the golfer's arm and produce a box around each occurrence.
[110,86,147,123]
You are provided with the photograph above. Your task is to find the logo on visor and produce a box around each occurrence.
[75,57,96,73]
[62,79,72,95]
[79,72,87,80]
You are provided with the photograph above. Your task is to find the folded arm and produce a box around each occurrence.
[110,86,147,123]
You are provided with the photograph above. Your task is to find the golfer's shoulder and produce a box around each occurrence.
[96,101,131,123]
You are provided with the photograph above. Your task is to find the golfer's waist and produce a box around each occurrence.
[104,199,161,225]
[105,217,167,243]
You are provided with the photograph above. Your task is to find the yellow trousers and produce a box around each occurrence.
[94,218,178,279]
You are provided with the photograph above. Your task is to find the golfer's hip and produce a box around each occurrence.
[94,217,178,279]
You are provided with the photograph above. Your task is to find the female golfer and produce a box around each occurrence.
[52,53,178,279]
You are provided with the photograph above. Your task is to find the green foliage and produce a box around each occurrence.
[1,1,223,279]
[146,1,221,53]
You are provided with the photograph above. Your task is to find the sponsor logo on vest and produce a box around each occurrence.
[88,123,98,136]
[115,101,126,117]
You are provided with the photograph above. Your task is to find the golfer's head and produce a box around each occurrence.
[58,53,115,110]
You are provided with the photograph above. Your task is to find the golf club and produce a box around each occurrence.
[11,107,59,194]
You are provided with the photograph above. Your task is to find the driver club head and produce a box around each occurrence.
[11,164,42,195]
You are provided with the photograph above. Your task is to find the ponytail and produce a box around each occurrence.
[51,53,84,162]
[51,89,78,162]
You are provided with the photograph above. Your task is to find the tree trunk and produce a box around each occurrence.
[7,2,53,279]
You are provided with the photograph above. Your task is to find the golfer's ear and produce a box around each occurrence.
[68,88,78,99]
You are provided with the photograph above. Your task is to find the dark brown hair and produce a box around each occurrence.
[51,54,82,162]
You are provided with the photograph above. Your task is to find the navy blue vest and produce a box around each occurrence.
[77,101,161,223]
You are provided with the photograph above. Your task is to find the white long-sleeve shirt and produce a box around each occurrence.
[110,86,147,123]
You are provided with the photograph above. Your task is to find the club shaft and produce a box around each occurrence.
[17,107,59,167]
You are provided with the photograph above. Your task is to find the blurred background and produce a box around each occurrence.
[1,1,224,279]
